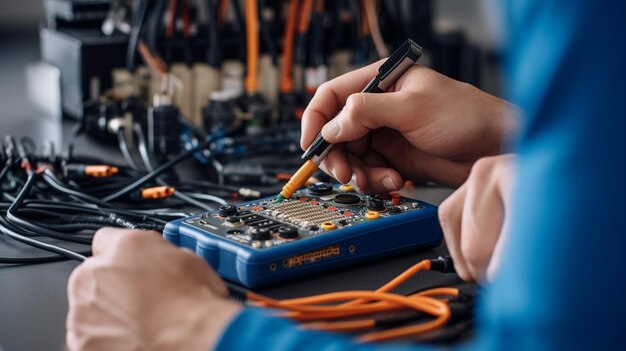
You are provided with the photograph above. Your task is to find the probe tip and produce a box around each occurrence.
[275,194,284,203]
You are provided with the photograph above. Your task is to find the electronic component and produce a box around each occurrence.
[164,186,442,287]
[147,94,181,161]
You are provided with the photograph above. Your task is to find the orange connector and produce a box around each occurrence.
[141,186,175,199]
[85,165,119,178]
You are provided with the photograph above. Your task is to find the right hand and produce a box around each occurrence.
[301,61,519,193]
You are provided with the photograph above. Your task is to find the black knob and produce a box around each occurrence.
[366,197,386,211]
[277,225,299,239]
[333,193,361,205]
[218,204,238,217]
[308,182,334,195]
[249,227,271,241]
[226,215,241,223]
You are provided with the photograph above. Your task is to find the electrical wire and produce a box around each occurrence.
[239,258,462,343]
[279,0,300,93]
[116,128,142,170]
[294,0,314,66]
[207,0,222,67]
[362,0,388,58]
[259,0,278,66]
[127,0,151,71]
[244,0,260,93]
[103,138,213,202]
[132,123,215,211]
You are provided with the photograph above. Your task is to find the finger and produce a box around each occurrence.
[92,228,162,257]
[350,166,403,194]
[460,158,506,282]
[438,183,472,281]
[486,156,516,280]
[300,59,386,149]
[91,227,134,257]
[319,146,353,184]
[320,91,414,145]
[179,249,229,298]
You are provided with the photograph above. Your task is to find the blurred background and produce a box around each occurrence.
[0,0,505,130]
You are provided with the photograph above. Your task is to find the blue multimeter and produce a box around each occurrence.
[163,184,442,288]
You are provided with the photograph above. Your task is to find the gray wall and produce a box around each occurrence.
[0,0,44,27]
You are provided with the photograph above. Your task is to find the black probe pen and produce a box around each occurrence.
[276,39,422,202]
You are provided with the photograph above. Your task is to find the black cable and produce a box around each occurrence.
[117,128,142,171]
[147,0,167,55]
[6,173,92,244]
[134,124,214,211]
[104,139,214,202]
[259,0,278,66]
[0,254,82,264]
[0,216,88,262]
[308,0,325,67]
[41,171,167,224]
[230,0,247,61]
[207,0,222,67]
[127,0,151,71]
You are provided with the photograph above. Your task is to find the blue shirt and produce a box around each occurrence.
[216,1,626,349]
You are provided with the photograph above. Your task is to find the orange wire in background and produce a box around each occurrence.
[244,0,259,93]
[138,41,168,75]
[279,0,300,93]
[217,0,230,28]
[297,0,314,34]
[166,0,178,37]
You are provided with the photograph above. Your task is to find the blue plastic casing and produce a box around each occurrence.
[163,194,442,288]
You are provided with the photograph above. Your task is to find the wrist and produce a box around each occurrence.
[198,300,243,351]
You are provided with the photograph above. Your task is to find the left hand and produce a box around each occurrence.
[438,154,516,282]
[66,228,241,351]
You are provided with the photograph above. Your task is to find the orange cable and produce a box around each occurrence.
[244,260,459,342]
[279,0,300,93]
[138,41,168,75]
[166,0,178,37]
[358,309,450,343]
[217,0,230,28]
[297,0,314,34]
[244,0,259,93]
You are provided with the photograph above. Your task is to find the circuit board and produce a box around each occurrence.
[163,183,442,288]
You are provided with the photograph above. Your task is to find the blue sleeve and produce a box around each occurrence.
[215,308,424,351]
[477,0,626,349]
[215,1,626,350]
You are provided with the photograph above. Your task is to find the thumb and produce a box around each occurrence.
[321,92,411,144]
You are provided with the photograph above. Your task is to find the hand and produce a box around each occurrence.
[301,61,519,193]
[438,154,516,282]
[66,228,241,351]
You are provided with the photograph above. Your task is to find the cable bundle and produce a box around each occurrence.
[233,257,474,343]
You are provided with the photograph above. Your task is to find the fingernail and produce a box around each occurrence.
[322,118,341,138]
[349,173,359,191]
[329,166,338,181]
[382,176,398,191]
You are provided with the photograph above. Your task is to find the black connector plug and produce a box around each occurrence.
[429,256,456,273]
[227,283,248,303]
